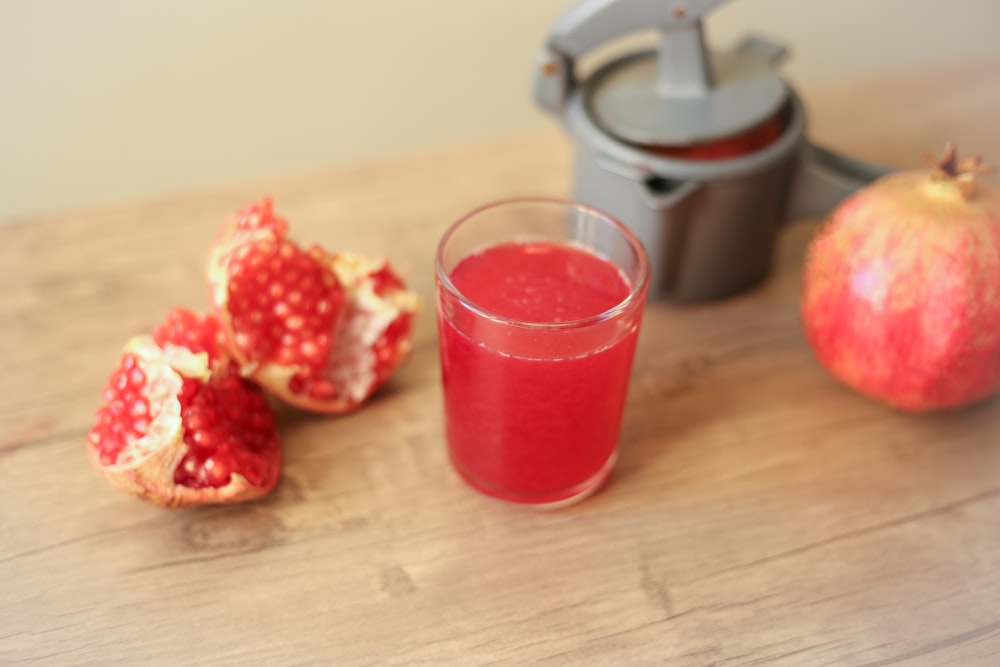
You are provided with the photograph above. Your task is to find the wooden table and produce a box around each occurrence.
[3,61,1000,665]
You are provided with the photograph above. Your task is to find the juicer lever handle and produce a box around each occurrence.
[785,143,893,223]
[534,0,729,114]
[547,0,727,58]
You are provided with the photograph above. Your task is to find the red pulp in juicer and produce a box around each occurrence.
[649,113,784,160]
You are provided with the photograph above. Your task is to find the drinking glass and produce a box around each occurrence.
[435,198,650,507]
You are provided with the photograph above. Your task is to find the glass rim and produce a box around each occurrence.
[435,197,650,331]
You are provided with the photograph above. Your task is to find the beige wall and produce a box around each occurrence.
[3,0,999,222]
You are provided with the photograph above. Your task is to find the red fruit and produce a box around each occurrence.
[801,145,1000,412]
[152,306,226,360]
[87,308,281,508]
[207,198,419,413]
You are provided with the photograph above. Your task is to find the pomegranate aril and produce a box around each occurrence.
[229,198,290,239]
[300,340,321,362]
[89,353,156,464]
[234,331,256,351]
[221,405,242,423]
[375,315,413,369]
[288,374,307,394]
[309,379,336,400]
[152,308,223,361]
[202,458,226,486]
[192,429,213,447]
[369,265,407,296]
[224,238,342,373]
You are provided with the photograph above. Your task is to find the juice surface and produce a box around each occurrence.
[450,240,629,322]
[439,240,641,504]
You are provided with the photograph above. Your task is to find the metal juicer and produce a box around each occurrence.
[533,0,889,301]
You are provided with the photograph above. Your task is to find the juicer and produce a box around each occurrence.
[533,0,890,301]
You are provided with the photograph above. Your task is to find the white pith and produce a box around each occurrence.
[100,336,210,472]
[325,253,418,402]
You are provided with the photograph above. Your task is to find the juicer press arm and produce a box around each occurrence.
[785,143,893,223]
[534,0,729,114]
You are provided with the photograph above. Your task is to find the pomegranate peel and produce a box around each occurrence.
[88,308,281,508]
[801,145,1000,412]
[207,199,419,414]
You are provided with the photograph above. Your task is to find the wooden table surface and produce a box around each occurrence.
[3,61,1000,666]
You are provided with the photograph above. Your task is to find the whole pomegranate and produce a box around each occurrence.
[207,198,419,413]
[88,308,282,508]
[801,145,1000,412]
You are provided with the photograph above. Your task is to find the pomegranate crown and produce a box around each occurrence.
[924,143,995,198]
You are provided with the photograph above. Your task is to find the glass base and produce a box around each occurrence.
[450,452,617,509]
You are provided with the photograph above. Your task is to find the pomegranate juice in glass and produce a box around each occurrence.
[435,199,649,507]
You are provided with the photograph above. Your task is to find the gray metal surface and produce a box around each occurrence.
[533,0,892,301]
[534,0,788,145]
[568,89,806,300]
[586,49,788,145]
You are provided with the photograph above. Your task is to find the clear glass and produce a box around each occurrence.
[435,198,650,507]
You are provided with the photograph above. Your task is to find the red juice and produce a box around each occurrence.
[438,240,643,505]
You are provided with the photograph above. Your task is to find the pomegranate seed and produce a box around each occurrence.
[300,340,321,362]
[288,374,307,393]
[369,264,406,296]
[309,378,336,399]
[234,331,256,351]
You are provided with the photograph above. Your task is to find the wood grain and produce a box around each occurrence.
[2,60,1000,666]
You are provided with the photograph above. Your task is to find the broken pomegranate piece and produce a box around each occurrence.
[207,198,419,413]
[87,308,281,508]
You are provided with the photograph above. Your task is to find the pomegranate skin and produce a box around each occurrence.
[801,169,1000,412]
